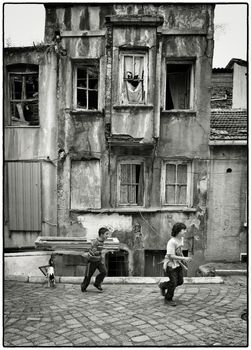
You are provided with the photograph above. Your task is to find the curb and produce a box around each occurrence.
[5,275,224,284]
[216,269,247,276]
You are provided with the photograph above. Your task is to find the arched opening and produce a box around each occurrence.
[105,249,129,276]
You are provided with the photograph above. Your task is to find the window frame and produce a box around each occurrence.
[119,50,148,105]
[161,160,193,207]
[117,159,145,207]
[7,64,39,126]
[164,59,195,111]
[72,59,100,111]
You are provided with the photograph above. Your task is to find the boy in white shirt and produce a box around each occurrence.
[159,223,192,306]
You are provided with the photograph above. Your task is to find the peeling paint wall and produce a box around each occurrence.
[43,4,214,276]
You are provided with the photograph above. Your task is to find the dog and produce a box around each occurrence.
[47,257,56,288]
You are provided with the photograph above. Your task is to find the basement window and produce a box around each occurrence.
[165,62,194,110]
[118,161,144,206]
[73,61,99,110]
[161,161,192,206]
[120,52,147,105]
[8,64,39,126]
[106,250,129,276]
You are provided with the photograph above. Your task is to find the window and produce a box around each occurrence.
[6,162,41,231]
[73,62,99,110]
[165,62,194,110]
[105,250,129,276]
[120,52,147,105]
[118,161,144,206]
[161,161,192,206]
[70,160,101,209]
[8,64,39,126]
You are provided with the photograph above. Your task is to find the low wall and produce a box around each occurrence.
[4,252,52,277]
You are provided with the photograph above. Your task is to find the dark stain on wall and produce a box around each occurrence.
[64,7,72,30]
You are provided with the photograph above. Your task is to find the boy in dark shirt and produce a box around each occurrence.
[81,227,109,292]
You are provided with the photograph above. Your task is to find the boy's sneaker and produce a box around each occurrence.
[164,299,177,307]
[158,282,166,296]
[81,285,87,292]
[93,283,103,292]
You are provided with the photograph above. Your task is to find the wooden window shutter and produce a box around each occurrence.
[7,162,41,231]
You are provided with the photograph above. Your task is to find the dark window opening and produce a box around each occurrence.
[144,250,166,277]
[76,67,98,110]
[9,66,39,126]
[120,163,144,205]
[226,168,232,173]
[166,64,191,110]
[106,250,129,276]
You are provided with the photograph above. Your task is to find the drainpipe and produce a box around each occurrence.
[153,31,162,139]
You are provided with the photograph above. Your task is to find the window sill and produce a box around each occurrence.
[161,110,196,117]
[113,104,153,110]
[66,109,104,116]
[5,125,40,128]
[70,207,196,214]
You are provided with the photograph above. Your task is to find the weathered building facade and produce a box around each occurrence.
[207,59,247,261]
[4,4,216,276]
[4,46,58,249]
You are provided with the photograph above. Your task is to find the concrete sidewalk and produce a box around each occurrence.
[3,276,247,347]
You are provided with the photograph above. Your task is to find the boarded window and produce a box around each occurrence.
[120,53,146,104]
[119,163,144,206]
[8,64,39,126]
[7,162,41,231]
[70,160,101,209]
[165,162,189,205]
[166,63,193,110]
[74,64,99,110]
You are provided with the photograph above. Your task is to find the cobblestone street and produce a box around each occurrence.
[4,277,247,347]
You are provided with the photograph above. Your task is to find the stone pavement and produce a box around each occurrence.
[4,276,247,347]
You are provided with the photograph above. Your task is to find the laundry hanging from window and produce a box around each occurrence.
[122,55,145,104]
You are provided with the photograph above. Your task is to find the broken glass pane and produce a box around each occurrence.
[88,90,98,109]
[77,89,87,108]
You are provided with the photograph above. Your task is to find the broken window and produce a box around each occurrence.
[120,53,147,104]
[74,64,99,110]
[8,64,39,126]
[163,161,192,205]
[165,63,194,110]
[119,161,144,206]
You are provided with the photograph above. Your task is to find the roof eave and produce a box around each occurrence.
[209,140,247,146]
